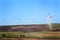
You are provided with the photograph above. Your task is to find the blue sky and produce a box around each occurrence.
[0,0,60,25]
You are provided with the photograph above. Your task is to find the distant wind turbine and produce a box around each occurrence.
[47,13,52,29]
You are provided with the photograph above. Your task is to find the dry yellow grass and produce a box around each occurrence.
[0,31,60,37]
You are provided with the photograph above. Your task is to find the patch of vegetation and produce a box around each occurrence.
[0,33,17,37]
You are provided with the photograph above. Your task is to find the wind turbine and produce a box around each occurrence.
[47,13,52,30]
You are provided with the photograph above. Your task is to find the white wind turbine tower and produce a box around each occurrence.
[47,13,52,30]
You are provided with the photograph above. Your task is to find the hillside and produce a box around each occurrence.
[0,23,60,32]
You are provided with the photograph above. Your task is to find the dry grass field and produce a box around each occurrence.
[0,31,60,40]
[0,31,60,37]
[0,31,60,35]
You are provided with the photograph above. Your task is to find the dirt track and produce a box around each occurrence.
[0,38,60,40]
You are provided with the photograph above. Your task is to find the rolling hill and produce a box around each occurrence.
[0,23,60,32]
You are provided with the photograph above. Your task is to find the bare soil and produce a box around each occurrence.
[0,38,60,40]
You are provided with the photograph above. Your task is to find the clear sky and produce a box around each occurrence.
[0,0,60,25]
